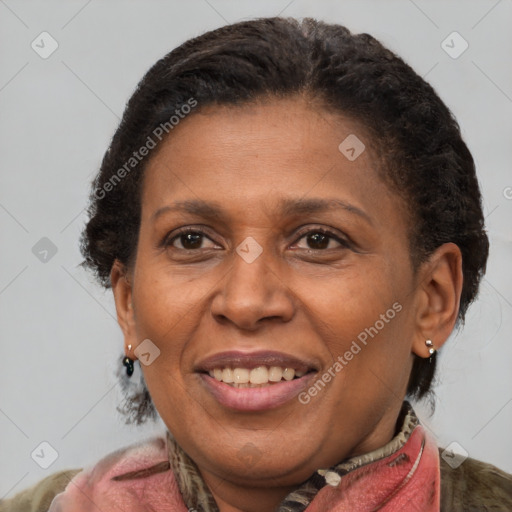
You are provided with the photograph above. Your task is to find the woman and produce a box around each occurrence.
[3,16,511,512]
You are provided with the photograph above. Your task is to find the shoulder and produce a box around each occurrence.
[440,449,512,511]
[0,434,178,512]
[0,468,82,512]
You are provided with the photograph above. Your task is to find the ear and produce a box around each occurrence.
[110,259,138,359]
[411,243,463,358]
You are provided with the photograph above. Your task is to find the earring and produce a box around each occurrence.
[122,356,134,377]
[123,344,134,377]
[425,339,436,361]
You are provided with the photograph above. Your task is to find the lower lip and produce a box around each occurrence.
[199,373,315,411]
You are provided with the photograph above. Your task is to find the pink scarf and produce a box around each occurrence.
[48,423,440,511]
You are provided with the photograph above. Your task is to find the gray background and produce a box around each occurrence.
[1,0,511,499]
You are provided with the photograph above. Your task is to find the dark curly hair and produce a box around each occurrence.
[80,17,489,424]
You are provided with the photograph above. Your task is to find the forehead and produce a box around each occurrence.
[141,97,405,227]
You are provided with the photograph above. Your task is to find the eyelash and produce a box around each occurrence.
[163,226,351,252]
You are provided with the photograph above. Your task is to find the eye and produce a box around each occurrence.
[162,226,350,253]
[165,228,218,250]
[294,229,349,251]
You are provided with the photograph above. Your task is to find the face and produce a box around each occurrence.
[113,97,430,488]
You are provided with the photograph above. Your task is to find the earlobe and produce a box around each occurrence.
[411,243,463,358]
[110,260,138,353]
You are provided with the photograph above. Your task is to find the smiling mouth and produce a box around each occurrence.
[196,350,318,410]
[207,366,310,388]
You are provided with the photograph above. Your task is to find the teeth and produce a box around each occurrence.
[233,368,250,384]
[231,382,267,388]
[208,365,305,386]
[250,366,268,384]
[222,368,234,383]
[268,366,283,382]
[283,368,295,381]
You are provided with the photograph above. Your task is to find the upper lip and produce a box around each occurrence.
[195,350,319,374]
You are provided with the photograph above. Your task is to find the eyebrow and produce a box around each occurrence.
[151,197,372,225]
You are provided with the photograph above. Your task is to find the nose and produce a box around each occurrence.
[210,244,295,331]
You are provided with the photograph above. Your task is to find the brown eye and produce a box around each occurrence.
[306,232,330,250]
[165,229,217,251]
[295,229,349,251]
[176,232,204,250]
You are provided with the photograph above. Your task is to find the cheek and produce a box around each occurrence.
[301,263,412,391]
[299,262,398,339]
[132,259,207,340]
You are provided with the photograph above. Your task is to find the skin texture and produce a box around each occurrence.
[111,96,463,512]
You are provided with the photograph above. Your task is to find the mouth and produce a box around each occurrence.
[207,365,307,388]
[195,350,318,411]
